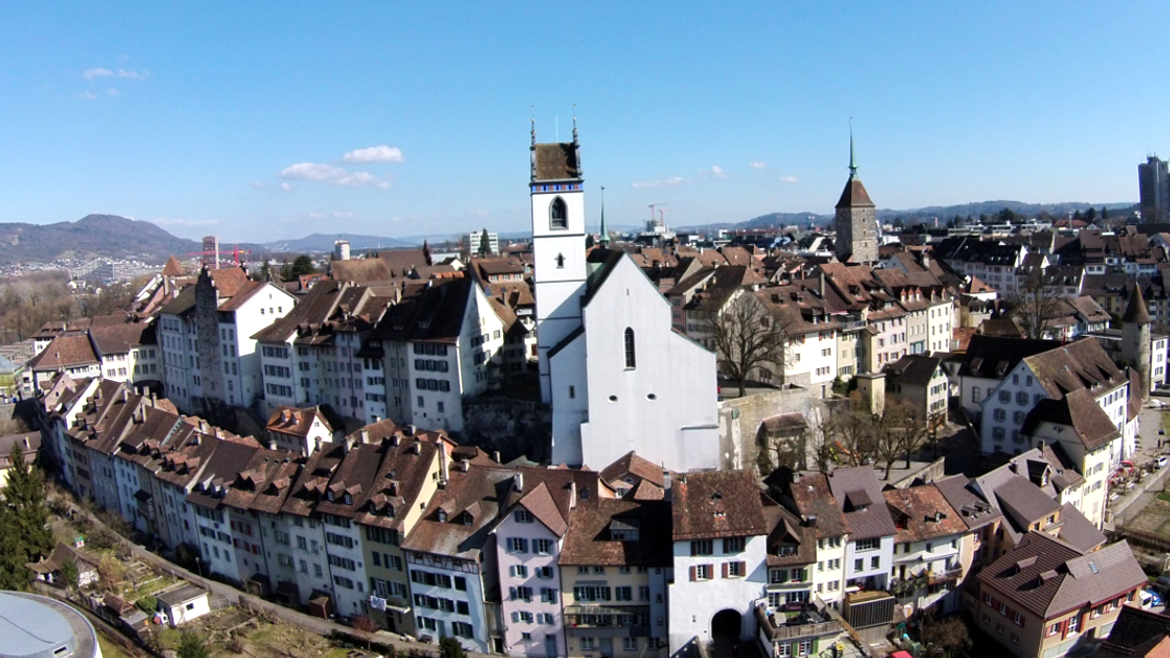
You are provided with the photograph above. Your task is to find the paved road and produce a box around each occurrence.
[1106,407,1170,529]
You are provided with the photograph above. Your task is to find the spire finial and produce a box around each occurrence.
[572,104,579,144]
[530,106,536,148]
[849,117,858,180]
[599,185,609,246]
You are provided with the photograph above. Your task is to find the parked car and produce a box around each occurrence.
[1158,456,1168,469]
[1155,575,1170,595]
[1142,588,1163,609]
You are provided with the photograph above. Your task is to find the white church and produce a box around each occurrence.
[529,123,720,472]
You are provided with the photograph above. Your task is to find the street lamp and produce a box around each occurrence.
[195,556,203,577]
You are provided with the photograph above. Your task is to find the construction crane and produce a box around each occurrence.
[648,202,668,224]
[184,244,252,268]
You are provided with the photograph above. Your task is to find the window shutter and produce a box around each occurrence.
[722,562,729,578]
[689,566,696,582]
[739,561,746,576]
[509,587,517,601]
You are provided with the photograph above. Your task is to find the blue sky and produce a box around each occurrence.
[3,2,1169,243]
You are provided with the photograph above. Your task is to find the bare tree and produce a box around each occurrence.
[1008,272,1065,339]
[870,400,931,480]
[705,291,792,397]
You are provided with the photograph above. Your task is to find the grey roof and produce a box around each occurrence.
[1056,503,1106,553]
[157,584,208,606]
[979,533,1146,618]
[933,475,1002,530]
[994,476,1061,532]
[957,335,1061,380]
[883,354,942,387]
[826,465,897,541]
[0,592,97,658]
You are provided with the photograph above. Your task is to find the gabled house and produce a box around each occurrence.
[667,470,770,653]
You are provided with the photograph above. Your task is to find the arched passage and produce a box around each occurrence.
[710,608,742,657]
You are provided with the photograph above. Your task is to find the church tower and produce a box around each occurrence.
[834,127,879,264]
[531,117,587,403]
[1123,283,1152,401]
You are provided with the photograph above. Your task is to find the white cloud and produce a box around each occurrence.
[106,87,119,97]
[83,67,148,80]
[331,211,355,219]
[632,176,686,190]
[709,166,727,178]
[280,162,347,181]
[280,182,292,191]
[280,162,389,188]
[780,176,800,184]
[76,91,97,101]
[343,145,404,163]
[151,217,220,228]
[749,161,766,169]
[252,181,266,189]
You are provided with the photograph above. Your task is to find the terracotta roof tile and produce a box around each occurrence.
[672,470,768,541]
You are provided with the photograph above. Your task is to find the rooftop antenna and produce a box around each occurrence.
[530,106,535,147]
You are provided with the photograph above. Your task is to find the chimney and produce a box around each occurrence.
[360,428,369,444]
[439,443,450,482]
[513,473,524,493]
[372,414,381,424]
[458,458,470,473]
[492,451,501,464]
[569,480,577,510]
[808,514,818,527]
[406,424,417,436]
[121,389,128,403]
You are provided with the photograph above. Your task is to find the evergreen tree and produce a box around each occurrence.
[290,255,316,277]
[477,229,491,256]
[0,444,51,590]
[1102,206,1109,220]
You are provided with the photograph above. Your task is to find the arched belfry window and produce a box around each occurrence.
[624,328,636,369]
[550,196,568,230]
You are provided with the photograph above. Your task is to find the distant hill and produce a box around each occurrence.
[680,201,1138,233]
[259,233,413,253]
[0,214,201,264]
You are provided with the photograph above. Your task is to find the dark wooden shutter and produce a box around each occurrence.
[689,566,696,582]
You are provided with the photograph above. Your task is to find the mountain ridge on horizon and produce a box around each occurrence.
[3,201,1139,265]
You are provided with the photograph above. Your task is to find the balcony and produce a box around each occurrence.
[889,568,962,596]
[564,605,651,637]
[756,604,841,642]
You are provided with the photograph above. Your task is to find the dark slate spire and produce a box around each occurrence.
[599,185,609,245]
[1123,283,1151,324]
[849,118,858,180]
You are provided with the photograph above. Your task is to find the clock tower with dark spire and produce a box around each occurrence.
[834,125,879,264]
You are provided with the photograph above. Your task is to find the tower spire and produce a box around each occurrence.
[530,106,536,148]
[599,185,609,246]
[572,104,579,144]
[849,117,858,180]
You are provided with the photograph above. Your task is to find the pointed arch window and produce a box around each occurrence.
[550,197,568,230]
[624,328,636,369]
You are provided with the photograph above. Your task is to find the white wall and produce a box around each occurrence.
[573,256,719,472]
[668,535,767,653]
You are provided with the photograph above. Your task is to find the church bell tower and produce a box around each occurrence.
[531,116,587,403]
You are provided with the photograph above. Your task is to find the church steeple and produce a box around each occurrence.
[849,118,858,180]
[598,185,609,246]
